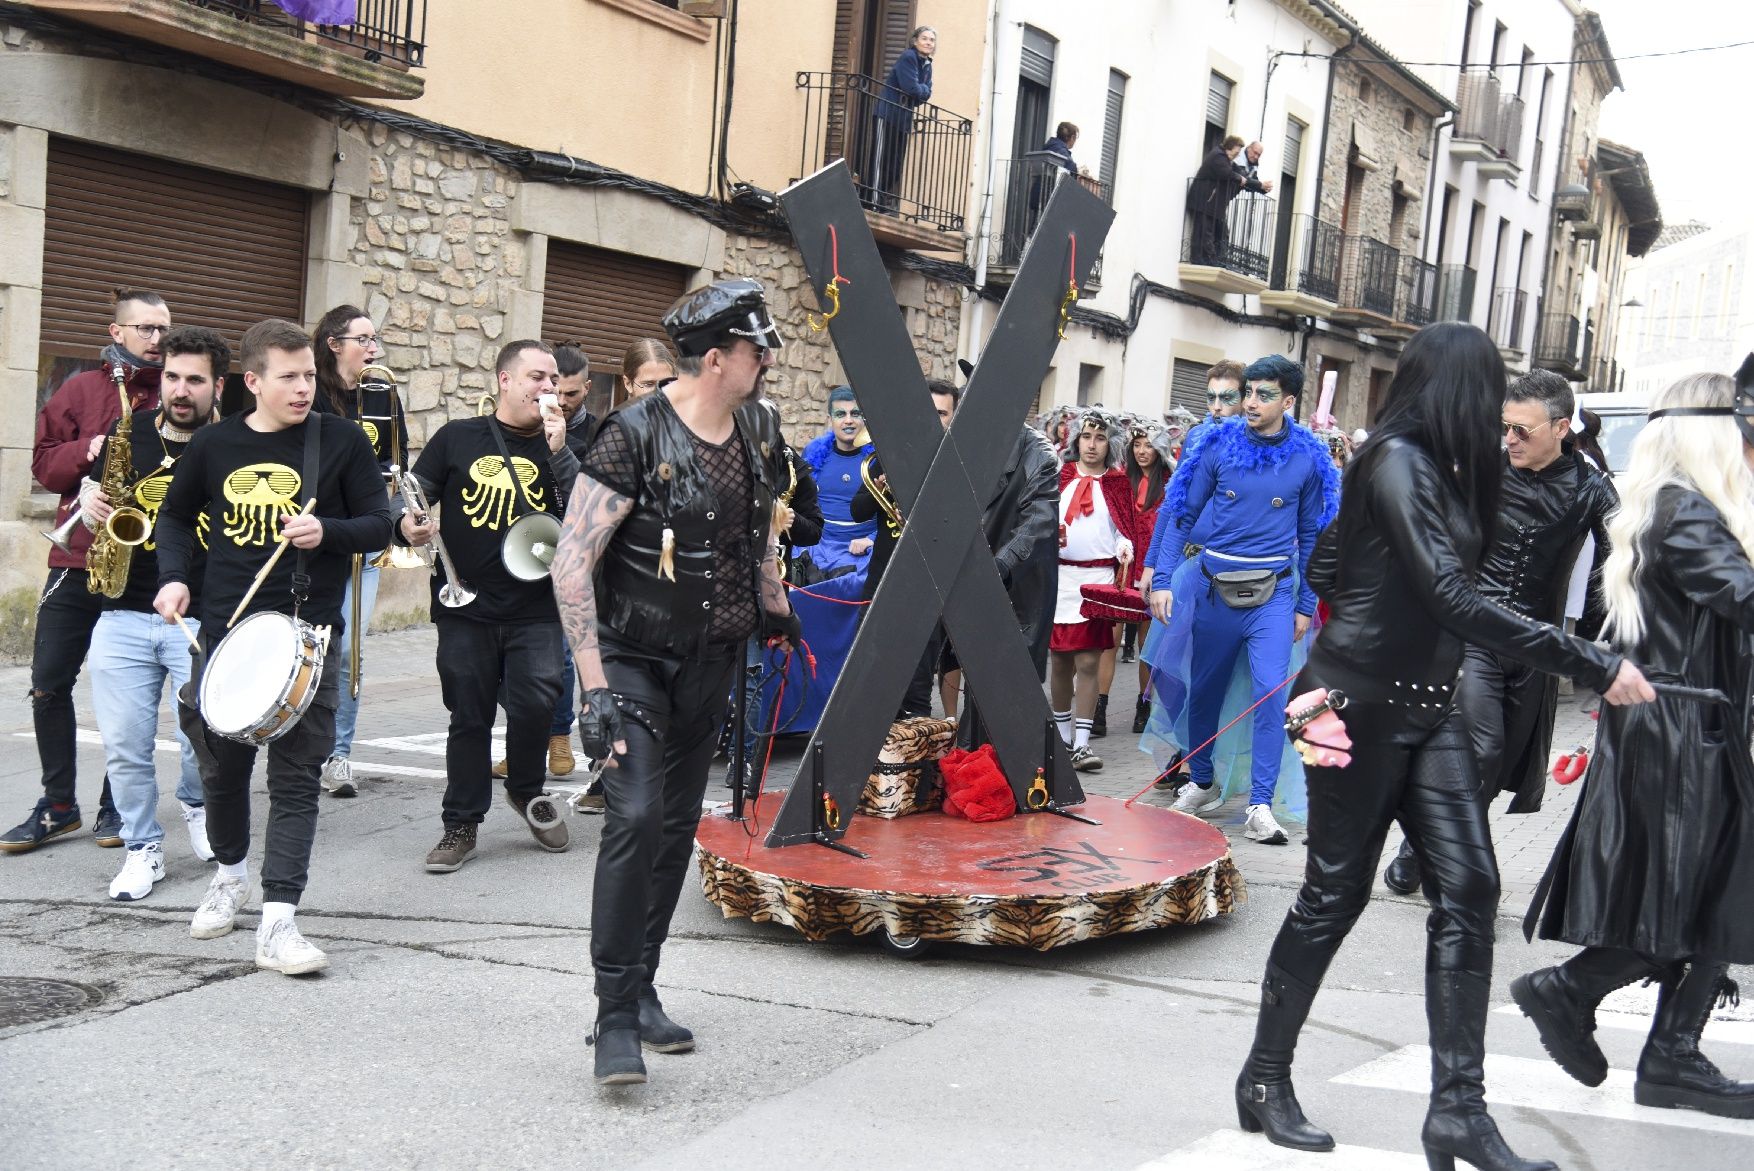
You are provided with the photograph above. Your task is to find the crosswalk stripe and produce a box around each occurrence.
[1136,1129,1425,1170]
[1494,1002,1754,1047]
[1335,1045,1754,1137]
[17,728,452,780]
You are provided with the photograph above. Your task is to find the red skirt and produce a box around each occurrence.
[1051,619,1115,653]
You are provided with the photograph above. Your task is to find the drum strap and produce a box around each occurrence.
[486,416,552,520]
[291,415,320,613]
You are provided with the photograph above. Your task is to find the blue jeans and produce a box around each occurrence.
[87,610,204,846]
[331,556,381,759]
[551,635,577,737]
[1186,562,1297,805]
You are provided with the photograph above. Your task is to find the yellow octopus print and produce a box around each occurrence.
[461,455,546,531]
[221,464,301,547]
[133,473,209,551]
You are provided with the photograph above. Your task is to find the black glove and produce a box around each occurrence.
[578,687,626,762]
[764,607,802,646]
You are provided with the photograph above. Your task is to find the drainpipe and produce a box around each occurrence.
[967,3,1007,364]
[1420,113,1454,263]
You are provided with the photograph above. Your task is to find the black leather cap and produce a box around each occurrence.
[663,278,781,358]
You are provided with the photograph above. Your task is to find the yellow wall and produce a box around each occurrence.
[388,0,987,201]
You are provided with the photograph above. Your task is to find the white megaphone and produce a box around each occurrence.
[502,511,564,582]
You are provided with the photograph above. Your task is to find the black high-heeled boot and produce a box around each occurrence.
[1132,696,1151,734]
[1511,947,1657,1086]
[1383,839,1423,895]
[1635,961,1754,1118]
[1421,970,1555,1171]
[589,1000,647,1085]
[1235,963,1335,1151]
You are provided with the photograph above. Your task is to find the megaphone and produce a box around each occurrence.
[502,511,564,582]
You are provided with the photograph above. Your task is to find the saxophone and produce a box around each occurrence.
[85,364,152,598]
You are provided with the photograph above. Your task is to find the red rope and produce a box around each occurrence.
[785,582,870,606]
[828,223,850,289]
[1122,669,1300,807]
[1068,232,1078,288]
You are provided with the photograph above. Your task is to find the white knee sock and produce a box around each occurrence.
[259,901,295,931]
[1053,709,1073,744]
[1074,719,1093,750]
[218,859,248,882]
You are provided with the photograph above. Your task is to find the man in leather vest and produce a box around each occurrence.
[1383,368,1617,895]
[551,278,799,1087]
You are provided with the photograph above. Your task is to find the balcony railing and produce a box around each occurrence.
[988,154,1113,272]
[1534,312,1584,374]
[187,0,426,67]
[1285,214,1343,302]
[796,71,973,239]
[1180,181,1276,285]
[1334,235,1400,321]
[1397,256,1440,328]
[1435,263,1478,322]
[1489,287,1530,352]
[1454,68,1524,172]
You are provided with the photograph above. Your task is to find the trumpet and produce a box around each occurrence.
[391,465,476,608]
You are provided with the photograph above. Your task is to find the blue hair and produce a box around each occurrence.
[1243,354,1305,399]
[827,385,857,410]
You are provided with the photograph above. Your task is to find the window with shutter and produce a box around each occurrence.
[1020,26,1056,87]
[1206,73,1233,129]
[540,240,690,417]
[1170,359,1211,416]
[39,138,308,406]
[876,0,916,78]
[1284,117,1305,178]
[1101,70,1127,187]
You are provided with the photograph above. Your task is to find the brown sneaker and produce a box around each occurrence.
[424,823,477,872]
[547,734,577,776]
[491,758,508,779]
[508,792,570,852]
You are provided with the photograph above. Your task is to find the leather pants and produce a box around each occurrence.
[1268,704,1500,986]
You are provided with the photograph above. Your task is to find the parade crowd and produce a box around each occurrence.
[9,279,1754,1156]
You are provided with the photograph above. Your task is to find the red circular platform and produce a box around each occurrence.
[696,794,1245,950]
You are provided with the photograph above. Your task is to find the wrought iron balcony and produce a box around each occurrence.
[22,0,428,97]
[1452,67,1523,178]
[1534,312,1586,377]
[984,154,1112,285]
[1435,263,1478,323]
[796,70,973,251]
[1331,235,1400,326]
[1489,287,1530,354]
[1178,180,1276,295]
[1262,213,1342,316]
[1394,255,1440,331]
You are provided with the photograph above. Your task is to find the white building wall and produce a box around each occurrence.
[960,0,1339,417]
[1619,224,1754,396]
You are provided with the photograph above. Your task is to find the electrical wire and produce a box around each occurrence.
[1274,39,1754,70]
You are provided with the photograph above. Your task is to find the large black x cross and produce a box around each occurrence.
[766,163,1114,847]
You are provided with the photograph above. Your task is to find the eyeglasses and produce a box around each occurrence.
[1241,385,1286,403]
[1502,418,1561,442]
[338,334,382,349]
[118,324,168,340]
[629,379,665,393]
[831,408,865,420]
[1207,390,1241,405]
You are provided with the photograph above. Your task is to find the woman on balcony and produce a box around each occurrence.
[1189,136,1246,266]
[867,26,935,213]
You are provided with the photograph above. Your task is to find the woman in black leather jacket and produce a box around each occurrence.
[1514,367,1754,1121]
[1235,323,1653,1171]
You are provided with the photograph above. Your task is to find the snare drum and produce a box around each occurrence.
[199,612,331,745]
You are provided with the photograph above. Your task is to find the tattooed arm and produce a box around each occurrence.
[551,472,633,691]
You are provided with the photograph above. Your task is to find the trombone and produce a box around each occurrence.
[391,465,476,608]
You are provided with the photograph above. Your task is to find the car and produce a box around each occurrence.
[1575,391,1648,481]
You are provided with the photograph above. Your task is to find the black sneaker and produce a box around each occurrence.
[0,799,83,854]
[92,805,123,848]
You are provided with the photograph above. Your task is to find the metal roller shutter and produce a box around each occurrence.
[541,240,690,415]
[1170,359,1210,415]
[41,138,308,365]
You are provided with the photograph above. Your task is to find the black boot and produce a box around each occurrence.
[1422,970,1556,1171]
[1511,948,1656,1087]
[1383,839,1423,896]
[1635,962,1754,1118]
[1132,696,1151,734]
[1120,623,1136,662]
[590,1000,647,1085]
[1092,694,1109,738]
[1236,963,1335,1151]
[638,992,696,1053]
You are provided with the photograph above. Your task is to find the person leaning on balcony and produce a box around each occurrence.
[1041,122,1080,176]
[867,25,935,212]
[1189,135,1248,265]
[1236,142,1276,196]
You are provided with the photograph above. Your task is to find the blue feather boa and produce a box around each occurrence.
[1165,417,1340,528]
[801,431,873,474]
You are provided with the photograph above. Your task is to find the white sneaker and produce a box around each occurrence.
[181,801,213,862]
[320,756,356,798]
[190,873,250,938]
[1172,782,1223,816]
[256,918,328,975]
[1244,803,1289,845]
[108,842,165,901]
[1069,745,1104,772]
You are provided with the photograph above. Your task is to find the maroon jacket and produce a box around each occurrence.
[1057,462,1143,553]
[34,361,161,570]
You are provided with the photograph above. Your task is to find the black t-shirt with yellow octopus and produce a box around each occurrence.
[92,409,210,614]
[411,416,561,625]
[155,412,392,633]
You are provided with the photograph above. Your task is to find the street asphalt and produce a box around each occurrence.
[1,624,1748,1170]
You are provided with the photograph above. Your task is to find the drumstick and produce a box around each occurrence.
[171,612,201,650]
[229,499,317,628]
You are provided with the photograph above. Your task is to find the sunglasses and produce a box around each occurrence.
[1502,418,1561,442]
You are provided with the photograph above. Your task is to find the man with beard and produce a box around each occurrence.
[3,288,170,854]
[1382,368,1617,894]
[551,279,799,1086]
[80,326,227,899]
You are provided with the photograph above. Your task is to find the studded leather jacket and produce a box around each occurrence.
[1302,439,1620,735]
[596,394,780,658]
[1477,451,1616,638]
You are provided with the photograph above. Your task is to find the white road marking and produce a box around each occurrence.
[17,729,451,780]
[1335,1045,1754,1137]
[1136,1130,1425,1170]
